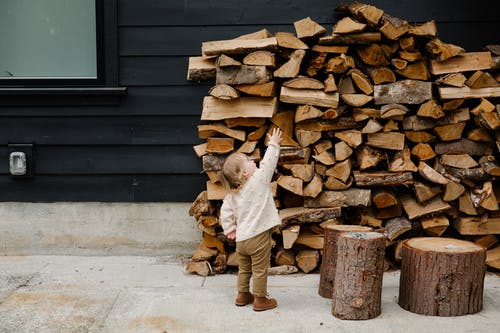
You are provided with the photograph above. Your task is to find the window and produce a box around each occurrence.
[0,0,103,86]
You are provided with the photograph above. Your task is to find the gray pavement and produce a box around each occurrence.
[0,255,499,333]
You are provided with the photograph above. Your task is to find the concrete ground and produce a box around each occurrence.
[0,256,499,333]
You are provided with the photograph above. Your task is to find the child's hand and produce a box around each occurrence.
[227,230,236,240]
[267,127,282,146]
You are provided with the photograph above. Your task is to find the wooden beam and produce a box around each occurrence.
[201,96,277,121]
[438,86,500,100]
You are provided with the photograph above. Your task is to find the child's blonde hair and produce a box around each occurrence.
[221,152,248,191]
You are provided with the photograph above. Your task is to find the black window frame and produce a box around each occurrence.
[0,0,106,87]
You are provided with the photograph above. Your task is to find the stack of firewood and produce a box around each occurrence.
[186,2,500,276]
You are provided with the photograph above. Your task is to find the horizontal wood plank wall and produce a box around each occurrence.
[0,0,498,201]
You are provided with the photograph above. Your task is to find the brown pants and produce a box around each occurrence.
[236,229,273,297]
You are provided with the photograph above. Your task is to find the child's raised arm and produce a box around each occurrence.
[259,128,282,183]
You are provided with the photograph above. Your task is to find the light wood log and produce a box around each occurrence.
[282,163,315,182]
[418,161,449,185]
[401,195,450,220]
[234,81,278,97]
[455,215,500,235]
[333,16,367,34]
[399,237,485,316]
[206,181,226,200]
[312,45,349,54]
[459,192,479,215]
[367,132,405,150]
[326,159,352,183]
[304,189,371,208]
[294,16,327,39]
[443,181,465,202]
[486,246,500,270]
[277,175,303,196]
[357,43,389,66]
[198,123,246,141]
[283,76,324,90]
[296,249,319,273]
[425,38,465,61]
[274,50,306,78]
[341,93,373,107]
[283,225,300,249]
[208,84,239,100]
[202,37,278,57]
[193,143,208,158]
[417,99,444,119]
[187,56,216,82]
[395,61,429,80]
[413,182,441,202]
[385,217,412,241]
[336,2,384,26]
[279,206,342,227]
[319,224,373,298]
[439,86,500,99]
[405,130,436,143]
[479,110,500,130]
[436,73,467,87]
[471,98,495,115]
[216,54,241,67]
[430,52,492,75]
[409,20,437,36]
[366,67,396,84]
[433,122,466,141]
[324,176,353,190]
[186,260,211,276]
[216,65,272,85]
[335,141,354,161]
[421,215,449,236]
[280,86,339,108]
[206,137,234,154]
[275,248,296,266]
[474,235,498,250]
[278,147,311,165]
[303,173,323,198]
[479,156,500,176]
[275,32,309,49]
[201,96,277,121]
[295,231,324,249]
[335,130,363,148]
[332,232,385,320]
[313,150,336,166]
[389,148,418,172]
[362,119,383,133]
[380,104,409,119]
[465,71,498,89]
[356,146,385,170]
[379,13,409,40]
[350,69,373,95]
[235,29,273,40]
[319,32,382,45]
[243,50,276,67]
[440,154,478,169]
[374,79,432,104]
[295,105,323,123]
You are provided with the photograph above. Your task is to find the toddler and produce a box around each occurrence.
[220,127,282,311]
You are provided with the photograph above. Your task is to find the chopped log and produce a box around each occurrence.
[336,2,384,26]
[279,206,342,226]
[389,148,418,172]
[443,181,465,202]
[401,195,451,219]
[474,235,498,249]
[202,37,278,57]
[455,215,500,235]
[399,237,485,316]
[411,143,436,161]
[314,140,333,154]
[326,55,355,74]
[372,188,398,209]
[216,54,241,67]
[465,70,498,89]
[332,232,385,320]
[402,115,434,131]
[367,132,405,150]
[479,156,500,176]
[486,246,500,270]
[435,139,492,156]
[243,50,276,67]
[282,225,300,249]
[417,99,444,119]
[189,190,212,218]
[275,32,309,49]
[268,265,299,275]
[379,13,409,40]
[295,231,324,249]
[420,215,449,236]
[335,130,363,148]
[306,52,327,76]
[326,159,352,183]
[399,36,415,51]
[374,79,432,105]
[303,173,323,198]
[225,117,266,128]
[335,141,354,161]
[187,56,216,82]
[206,181,226,200]
[206,137,234,154]
[294,17,326,39]
[312,150,336,166]
[247,124,268,141]
[341,93,373,107]
[198,123,246,141]
[186,260,211,276]
[280,86,339,108]
[383,120,399,133]
[216,65,271,85]
[471,98,495,115]
[283,76,324,90]
[405,130,436,143]
[440,154,478,169]
[201,96,277,121]
[234,28,273,40]
[319,32,382,45]
[282,163,315,182]
[357,43,389,66]
[409,20,437,37]
[366,67,396,84]
[459,192,479,215]
[433,122,466,141]
[202,154,225,172]
[271,110,294,137]
[479,110,500,130]
[380,104,409,119]
[305,189,371,208]
[319,224,373,298]
[414,181,441,202]
[324,176,353,190]
[439,86,500,99]
[275,248,296,266]
[362,119,383,133]
[208,84,239,100]
[472,181,499,211]
[192,242,218,261]
[355,145,385,170]
[311,45,349,54]
[395,61,429,80]
[333,16,367,34]
[350,69,374,95]
[274,49,306,78]
[436,73,467,87]
[438,107,470,125]
[425,38,465,61]
[430,52,492,75]
[385,217,412,240]
[295,105,324,123]
[296,249,319,273]
[277,175,303,196]
[234,81,278,97]
[193,143,208,158]
[442,99,465,111]
[278,147,311,165]
[353,171,413,187]
[418,161,448,185]
[324,74,338,92]
[237,141,259,154]
[375,202,403,219]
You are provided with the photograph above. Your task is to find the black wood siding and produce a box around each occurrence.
[0,0,498,202]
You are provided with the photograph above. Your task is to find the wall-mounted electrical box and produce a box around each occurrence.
[8,144,34,178]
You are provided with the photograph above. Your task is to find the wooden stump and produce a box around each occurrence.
[399,237,486,316]
[331,232,385,320]
[318,224,373,298]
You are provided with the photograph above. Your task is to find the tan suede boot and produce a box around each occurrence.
[235,292,254,306]
[253,296,277,311]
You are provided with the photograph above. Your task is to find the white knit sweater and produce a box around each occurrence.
[220,142,281,242]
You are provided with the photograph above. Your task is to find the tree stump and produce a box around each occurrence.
[331,232,385,320]
[318,224,373,298]
[399,237,486,316]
